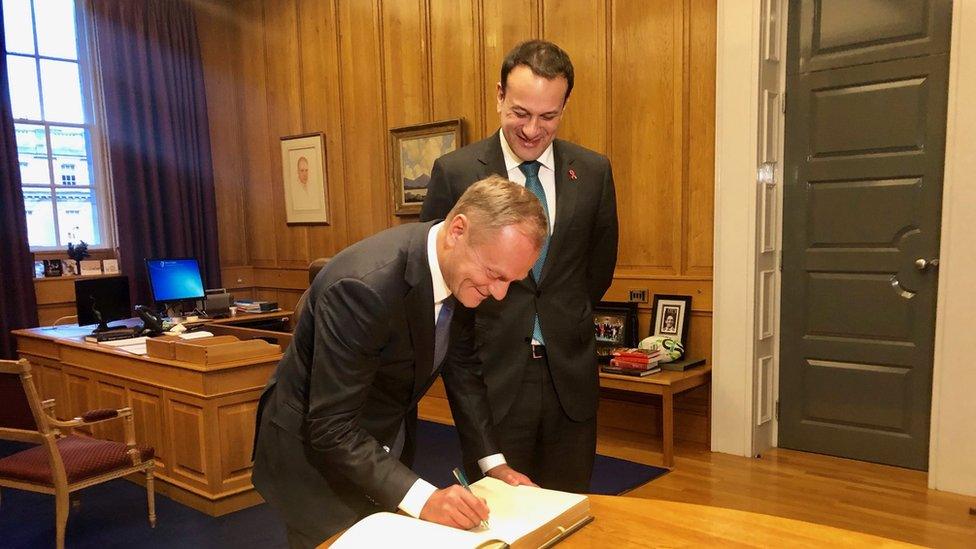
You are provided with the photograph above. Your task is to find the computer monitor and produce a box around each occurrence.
[75,276,131,332]
[145,258,206,305]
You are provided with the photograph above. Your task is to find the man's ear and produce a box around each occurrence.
[445,213,469,247]
[496,81,505,113]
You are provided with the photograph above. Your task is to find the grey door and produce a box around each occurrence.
[779,0,951,470]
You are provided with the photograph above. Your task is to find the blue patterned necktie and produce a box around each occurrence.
[519,160,549,345]
[432,296,456,371]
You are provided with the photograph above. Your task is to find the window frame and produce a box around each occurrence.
[8,0,115,252]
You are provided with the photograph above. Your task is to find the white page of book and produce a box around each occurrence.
[470,477,586,543]
[330,512,496,548]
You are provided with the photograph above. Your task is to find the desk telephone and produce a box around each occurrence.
[135,305,165,336]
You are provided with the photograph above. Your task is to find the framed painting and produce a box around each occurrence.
[389,119,462,216]
[280,132,330,224]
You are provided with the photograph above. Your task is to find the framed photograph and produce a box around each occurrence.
[43,259,63,277]
[102,259,120,274]
[63,260,77,276]
[389,119,462,216]
[280,132,330,224]
[592,301,638,362]
[80,260,102,276]
[650,294,692,348]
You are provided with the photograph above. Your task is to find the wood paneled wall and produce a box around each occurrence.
[193,0,715,436]
[195,0,715,333]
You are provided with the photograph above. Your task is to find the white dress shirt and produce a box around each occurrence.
[499,130,556,234]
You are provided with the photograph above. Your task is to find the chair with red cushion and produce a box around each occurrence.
[0,359,156,549]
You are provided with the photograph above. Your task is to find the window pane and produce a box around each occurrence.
[35,0,77,60]
[14,123,50,185]
[2,0,36,54]
[6,54,41,119]
[50,125,90,186]
[56,188,97,245]
[40,59,84,123]
[23,188,56,246]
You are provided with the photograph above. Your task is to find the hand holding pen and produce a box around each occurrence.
[418,470,491,530]
[453,467,491,529]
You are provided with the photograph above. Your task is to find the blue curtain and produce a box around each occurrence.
[0,8,40,358]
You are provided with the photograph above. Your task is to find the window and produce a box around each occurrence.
[4,0,111,249]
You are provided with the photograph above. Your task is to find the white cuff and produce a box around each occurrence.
[398,478,437,518]
[478,453,507,474]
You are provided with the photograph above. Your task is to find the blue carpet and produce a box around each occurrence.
[0,424,664,547]
[413,420,667,495]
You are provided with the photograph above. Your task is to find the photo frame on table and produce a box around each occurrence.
[280,132,330,225]
[592,301,638,362]
[389,119,462,216]
[650,294,692,348]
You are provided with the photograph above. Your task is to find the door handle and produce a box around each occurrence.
[915,258,940,271]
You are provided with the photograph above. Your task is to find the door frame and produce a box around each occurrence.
[712,0,976,496]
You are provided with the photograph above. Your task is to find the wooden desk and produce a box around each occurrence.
[12,323,283,516]
[323,494,915,547]
[566,495,916,547]
[599,364,711,468]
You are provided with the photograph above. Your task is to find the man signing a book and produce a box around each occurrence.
[252,176,545,548]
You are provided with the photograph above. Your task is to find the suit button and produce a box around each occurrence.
[536,290,542,297]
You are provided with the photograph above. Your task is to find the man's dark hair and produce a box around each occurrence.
[500,40,574,102]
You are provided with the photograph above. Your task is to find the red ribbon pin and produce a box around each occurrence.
[568,169,577,180]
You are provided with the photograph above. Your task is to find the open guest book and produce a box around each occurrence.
[331,477,592,548]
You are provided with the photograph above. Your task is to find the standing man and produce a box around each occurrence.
[422,40,619,493]
[253,176,547,548]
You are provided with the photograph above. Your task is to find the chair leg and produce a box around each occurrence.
[146,469,157,528]
[55,489,69,549]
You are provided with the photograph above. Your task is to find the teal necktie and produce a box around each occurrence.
[519,160,548,345]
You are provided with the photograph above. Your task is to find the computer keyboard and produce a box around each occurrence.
[99,336,149,347]
[91,329,142,342]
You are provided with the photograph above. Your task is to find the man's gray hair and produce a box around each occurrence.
[447,174,548,250]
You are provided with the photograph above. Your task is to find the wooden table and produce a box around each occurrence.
[598,364,712,468]
[12,315,290,516]
[322,494,915,547]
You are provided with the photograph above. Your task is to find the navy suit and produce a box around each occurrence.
[422,132,618,490]
[252,221,495,545]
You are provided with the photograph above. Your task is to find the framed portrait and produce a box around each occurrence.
[592,301,638,362]
[650,294,692,348]
[280,132,330,224]
[389,119,462,216]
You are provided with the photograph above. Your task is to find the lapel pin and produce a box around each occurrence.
[568,169,577,180]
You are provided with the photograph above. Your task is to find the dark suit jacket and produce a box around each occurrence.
[422,132,618,426]
[251,221,496,540]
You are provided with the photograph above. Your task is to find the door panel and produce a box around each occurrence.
[798,0,950,72]
[780,0,950,470]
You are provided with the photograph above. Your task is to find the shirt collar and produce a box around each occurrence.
[498,130,554,174]
[427,222,451,305]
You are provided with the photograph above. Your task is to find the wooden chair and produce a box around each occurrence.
[0,359,156,549]
[292,257,330,325]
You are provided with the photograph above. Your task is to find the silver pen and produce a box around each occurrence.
[452,467,491,529]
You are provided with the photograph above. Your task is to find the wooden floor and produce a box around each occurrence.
[598,427,976,548]
[419,398,974,548]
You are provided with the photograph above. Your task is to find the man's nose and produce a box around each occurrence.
[522,118,541,138]
[489,281,509,301]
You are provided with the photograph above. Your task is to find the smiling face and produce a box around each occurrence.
[497,65,568,162]
[297,156,309,185]
[439,215,540,308]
